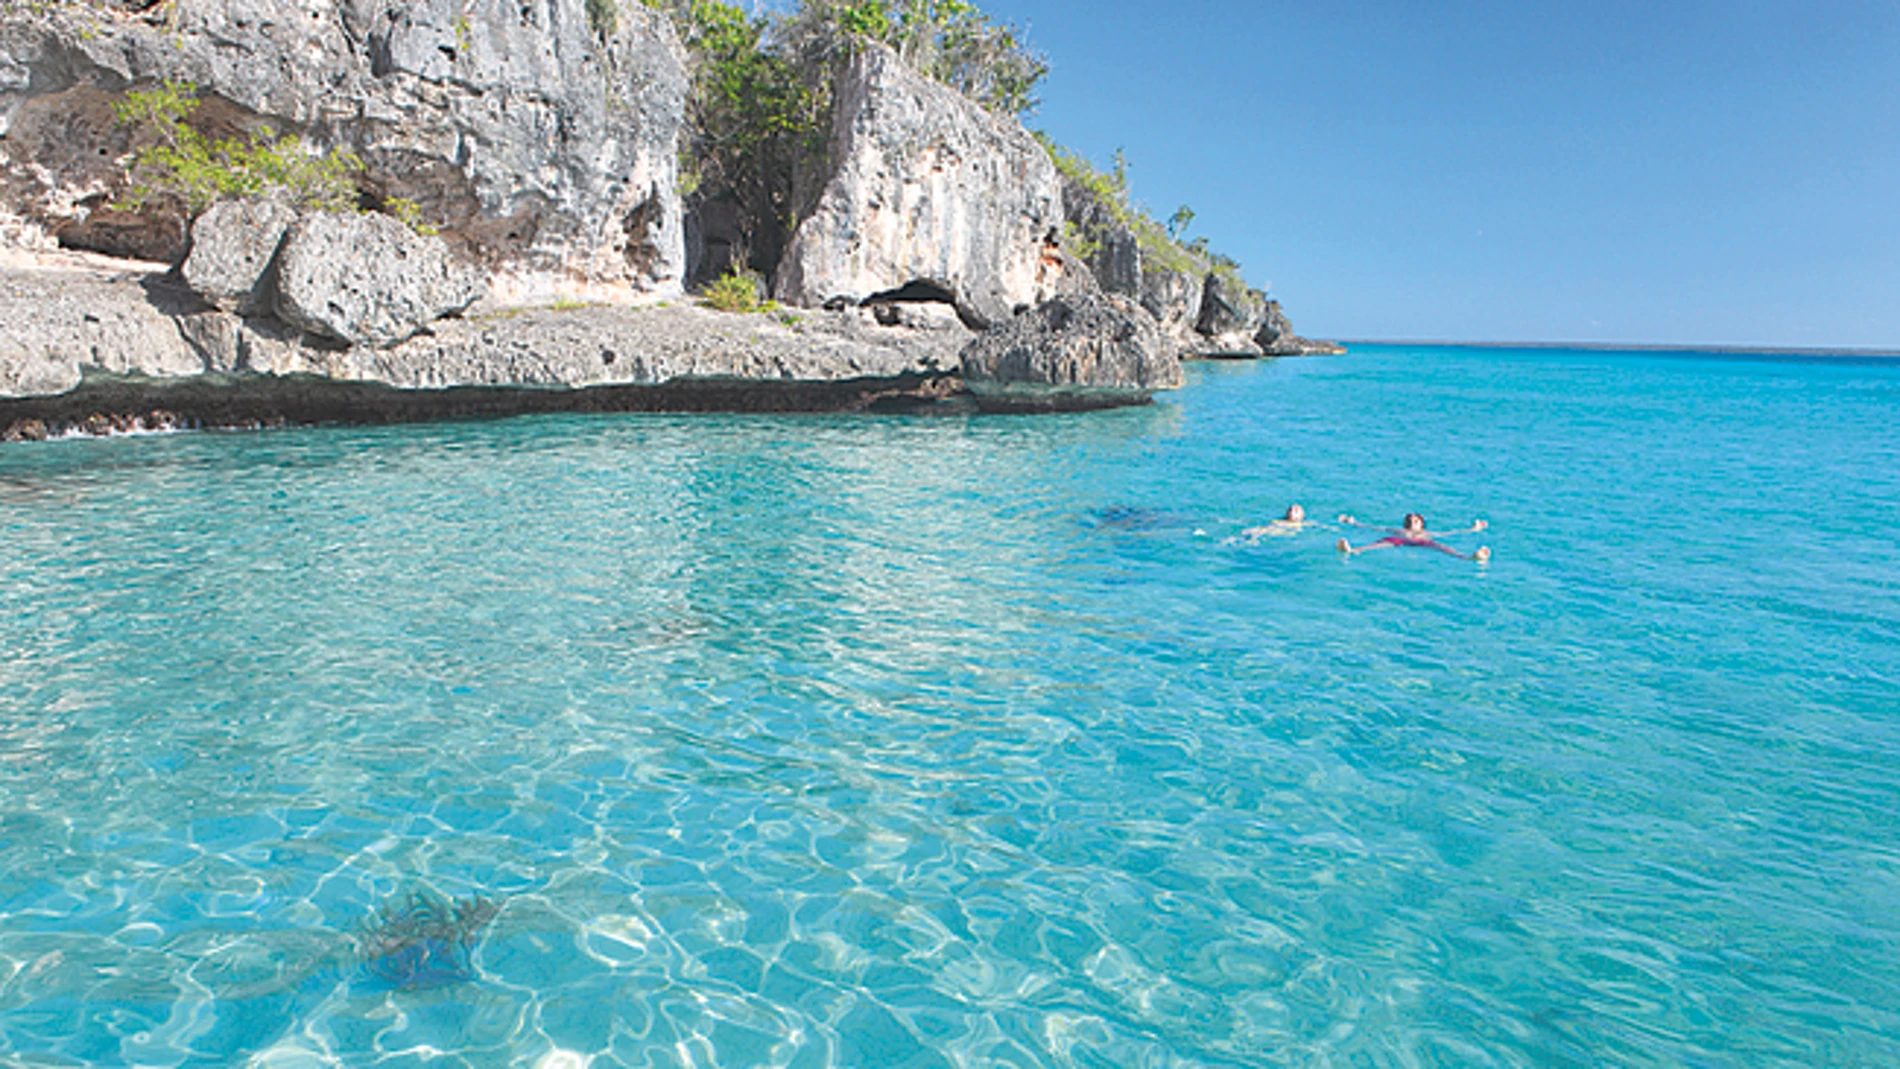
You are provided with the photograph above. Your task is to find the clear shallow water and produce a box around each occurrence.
[1,344,1897,1067]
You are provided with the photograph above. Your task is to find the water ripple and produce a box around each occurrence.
[1,348,1898,1065]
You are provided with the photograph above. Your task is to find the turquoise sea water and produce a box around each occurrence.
[1,344,1897,1067]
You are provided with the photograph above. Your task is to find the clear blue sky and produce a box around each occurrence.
[982,0,1900,348]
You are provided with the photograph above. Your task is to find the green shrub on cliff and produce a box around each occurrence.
[641,0,824,277]
[382,196,440,236]
[645,0,1045,280]
[1037,133,1129,224]
[112,81,361,215]
[678,1,819,173]
[701,266,778,313]
[1036,130,1259,290]
[1060,220,1100,262]
[781,0,1048,117]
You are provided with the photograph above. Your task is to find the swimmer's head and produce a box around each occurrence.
[1284,504,1305,523]
[1403,513,1426,532]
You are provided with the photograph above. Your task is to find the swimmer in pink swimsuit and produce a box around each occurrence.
[1336,513,1491,562]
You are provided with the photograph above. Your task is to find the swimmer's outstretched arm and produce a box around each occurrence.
[1427,519,1489,536]
[1336,515,1401,534]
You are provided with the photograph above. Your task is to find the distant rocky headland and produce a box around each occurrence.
[0,0,1339,440]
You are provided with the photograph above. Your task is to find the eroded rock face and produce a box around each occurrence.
[181,197,298,314]
[958,291,1182,411]
[1140,267,1203,352]
[0,0,688,296]
[1192,270,1267,357]
[1091,228,1142,298]
[274,211,485,349]
[1195,271,1264,336]
[774,44,1067,328]
[1059,175,1139,297]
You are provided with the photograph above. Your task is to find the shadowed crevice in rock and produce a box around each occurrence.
[863,279,959,306]
[861,279,985,330]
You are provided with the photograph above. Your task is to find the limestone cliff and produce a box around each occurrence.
[772,43,1069,329]
[0,0,688,301]
[0,5,1324,430]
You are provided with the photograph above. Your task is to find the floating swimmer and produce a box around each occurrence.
[1336,513,1491,562]
[1229,503,1326,545]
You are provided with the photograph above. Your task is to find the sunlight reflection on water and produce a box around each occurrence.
[1,346,1897,1066]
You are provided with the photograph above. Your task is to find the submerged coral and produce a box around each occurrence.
[357,890,501,989]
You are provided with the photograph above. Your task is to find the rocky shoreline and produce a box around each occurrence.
[0,0,1341,441]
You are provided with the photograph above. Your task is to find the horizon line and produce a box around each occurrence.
[1337,338,1900,358]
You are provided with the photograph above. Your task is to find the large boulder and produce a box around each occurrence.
[958,291,1183,412]
[0,0,688,298]
[773,44,1070,328]
[180,197,298,315]
[274,211,484,349]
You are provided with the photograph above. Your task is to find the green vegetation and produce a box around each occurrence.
[112,81,361,214]
[382,196,439,236]
[700,266,778,313]
[782,0,1048,117]
[641,0,1045,280]
[1036,129,1260,295]
[1135,215,1200,275]
[688,1,817,255]
[1167,204,1194,241]
[1060,220,1100,263]
[1037,132,1126,220]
